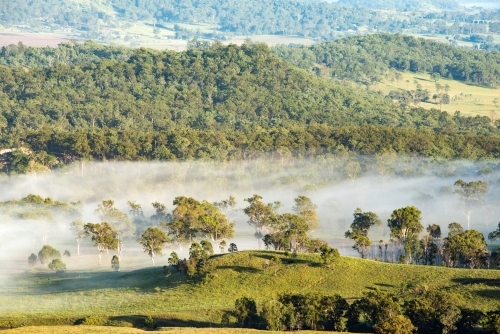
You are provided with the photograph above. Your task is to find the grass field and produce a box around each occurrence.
[371,71,500,117]
[0,251,499,330]
[4,326,331,333]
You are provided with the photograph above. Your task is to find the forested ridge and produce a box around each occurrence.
[0,40,500,172]
[273,33,500,87]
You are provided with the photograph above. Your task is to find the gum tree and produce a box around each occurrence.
[137,227,170,266]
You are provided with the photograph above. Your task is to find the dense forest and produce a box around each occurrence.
[273,33,500,87]
[0,41,500,172]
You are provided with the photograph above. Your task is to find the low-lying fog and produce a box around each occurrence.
[0,156,499,277]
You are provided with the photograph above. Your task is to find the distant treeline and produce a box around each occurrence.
[3,0,499,41]
[273,34,500,87]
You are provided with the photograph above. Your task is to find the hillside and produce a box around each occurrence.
[1,251,499,329]
[0,41,499,171]
[273,34,500,87]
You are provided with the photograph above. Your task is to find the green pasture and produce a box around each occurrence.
[372,71,500,117]
[0,251,499,329]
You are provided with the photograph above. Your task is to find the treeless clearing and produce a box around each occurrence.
[0,33,74,47]
[3,326,331,333]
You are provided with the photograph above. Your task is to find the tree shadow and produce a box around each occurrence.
[217,266,260,273]
[9,267,193,296]
[374,283,396,288]
[75,315,219,329]
[451,278,500,286]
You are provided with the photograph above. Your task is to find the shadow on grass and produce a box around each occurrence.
[218,266,260,273]
[10,267,194,296]
[252,253,318,266]
[451,278,500,286]
[472,289,500,300]
[107,315,218,328]
[374,283,396,288]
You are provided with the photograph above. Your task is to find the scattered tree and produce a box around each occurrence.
[137,227,170,266]
[111,255,120,271]
[38,245,61,265]
[84,222,119,265]
[454,179,488,229]
[228,243,238,252]
[28,253,37,267]
[48,258,66,274]
[70,219,85,256]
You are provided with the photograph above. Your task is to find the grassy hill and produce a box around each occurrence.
[1,251,499,329]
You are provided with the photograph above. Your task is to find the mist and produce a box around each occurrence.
[0,156,499,279]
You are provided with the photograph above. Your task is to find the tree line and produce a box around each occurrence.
[273,33,500,87]
[230,290,500,333]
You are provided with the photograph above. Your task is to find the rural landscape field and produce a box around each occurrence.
[1,0,500,333]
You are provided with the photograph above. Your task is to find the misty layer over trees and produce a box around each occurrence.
[0,157,500,273]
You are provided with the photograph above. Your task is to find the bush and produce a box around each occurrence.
[28,253,37,267]
[38,245,61,265]
[48,259,66,273]
[144,316,156,328]
[111,255,120,271]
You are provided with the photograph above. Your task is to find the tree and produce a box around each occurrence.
[84,222,119,265]
[387,206,423,263]
[28,253,37,267]
[234,297,259,328]
[374,314,416,334]
[243,195,275,237]
[345,208,381,259]
[219,240,227,253]
[454,179,488,229]
[95,199,135,259]
[137,227,170,266]
[70,219,85,256]
[200,240,214,255]
[320,244,339,266]
[443,229,488,268]
[228,243,238,252]
[168,251,179,267]
[151,201,168,224]
[405,290,462,334]
[488,222,500,242]
[48,258,66,274]
[38,245,61,265]
[292,196,319,231]
[111,255,120,271]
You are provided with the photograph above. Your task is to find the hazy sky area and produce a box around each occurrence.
[0,157,499,273]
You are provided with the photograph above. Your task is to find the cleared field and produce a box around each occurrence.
[0,33,74,47]
[371,71,500,117]
[0,251,499,329]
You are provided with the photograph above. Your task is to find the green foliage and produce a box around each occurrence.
[27,253,37,267]
[345,208,381,259]
[442,229,489,268]
[320,244,339,266]
[274,34,500,87]
[374,314,416,334]
[136,227,169,265]
[405,290,463,334]
[234,297,259,328]
[111,255,120,272]
[228,243,238,253]
[83,222,119,265]
[47,259,66,273]
[37,245,61,265]
[144,315,156,329]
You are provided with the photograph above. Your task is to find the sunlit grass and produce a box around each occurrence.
[1,251,499,329]
[371,71,500,118]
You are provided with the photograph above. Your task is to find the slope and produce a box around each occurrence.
[0,251,499,329]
